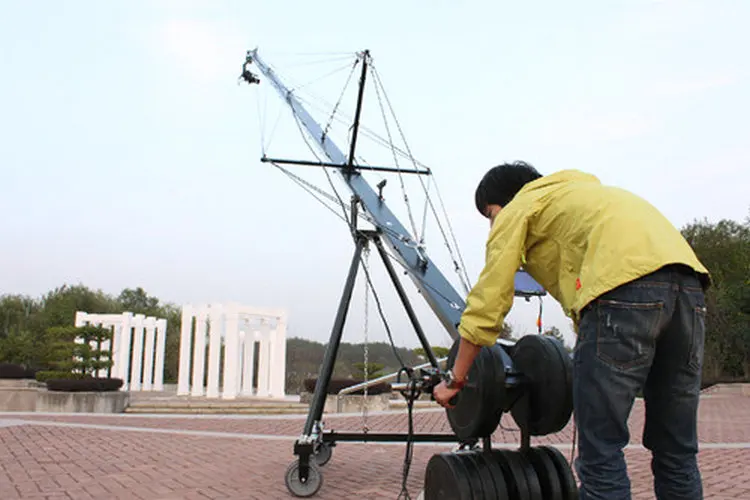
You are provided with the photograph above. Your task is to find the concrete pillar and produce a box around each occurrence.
[270,316,287,398]
[222,306,240,399]
[119,312,133,391]
[241,330,255,396]
[191,311,208,397]
[104,324,116,379]
[73,312,86,376]
[256,321,270,398]
[206,305,223,398]
[267,327,277,398]
[153,319,167,391]
[177,305,194,396]
[110,323,121,380]
[130,314,145,391]
[142,318,156,391]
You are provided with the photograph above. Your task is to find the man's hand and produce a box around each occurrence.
[433,336,483,408]
[433,380,460,409]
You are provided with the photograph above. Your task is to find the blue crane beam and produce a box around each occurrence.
[243,48,544,341]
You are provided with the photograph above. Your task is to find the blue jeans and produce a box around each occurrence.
[573,264,706,500]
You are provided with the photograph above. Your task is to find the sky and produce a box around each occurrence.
[1,0,748,353]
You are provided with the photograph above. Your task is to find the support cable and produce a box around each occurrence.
[289,107,351,227]
[362,245,371,434]
[322,59,359,145]
[288,61,357,94]
[369,66,420,242]
[357,237,407,368]
[370,66,472,294]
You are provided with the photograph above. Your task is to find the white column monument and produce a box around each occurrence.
[191,310,208,397]
[176,303,287,399]
[74,311,168,391]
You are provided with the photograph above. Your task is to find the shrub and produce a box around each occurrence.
[45,325,114,377]
[0,363,28,379]
[35,371,84,383]
[46,377,123,392]
[39,324,120,392]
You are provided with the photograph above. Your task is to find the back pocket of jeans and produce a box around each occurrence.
[596,299,663,370]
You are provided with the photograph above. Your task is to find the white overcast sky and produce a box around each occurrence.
[1,0,748,351]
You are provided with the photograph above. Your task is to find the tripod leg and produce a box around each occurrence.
[303,233,367,434]
[372,237,439,368]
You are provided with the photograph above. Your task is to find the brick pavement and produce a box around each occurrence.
[0,390,748,499]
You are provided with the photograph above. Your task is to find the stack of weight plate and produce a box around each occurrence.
[423,446,578,500]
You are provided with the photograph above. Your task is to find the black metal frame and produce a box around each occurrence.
[292,217,470,481]
[291,210,537,484]
[260,156,431,176]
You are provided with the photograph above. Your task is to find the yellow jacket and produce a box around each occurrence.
[458,169,709,347]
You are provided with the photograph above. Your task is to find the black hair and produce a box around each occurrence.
[474,161,542,215]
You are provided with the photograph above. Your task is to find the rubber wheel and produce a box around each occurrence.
[285,460,323,497]
[314,442,332,466]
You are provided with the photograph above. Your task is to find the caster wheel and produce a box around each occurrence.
[285,460,323,497]
[314,442,333,466]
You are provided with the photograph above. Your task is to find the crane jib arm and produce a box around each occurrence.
[243,49,545,340]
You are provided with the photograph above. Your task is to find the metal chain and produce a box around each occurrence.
[362,245,370,434]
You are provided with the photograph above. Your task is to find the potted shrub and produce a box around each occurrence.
[35,325,123,392]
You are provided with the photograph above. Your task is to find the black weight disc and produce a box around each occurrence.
[523,447,564,500]
[476,344,506,437]
[491,449,532,500]
[507,449,544,500]
[546,336,574,432]
[446,340,506,440]
[474,450,509,499]
[510,335,573,436]
[423,452,473,500]
[539,446,579,500]
[458,450,496,498]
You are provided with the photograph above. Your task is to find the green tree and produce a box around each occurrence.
[352,362,385,380]
[0,330,36,366]
[543,326,566,347]
[0,294,42,339]
[39,284,119,330]
[118,287,161,316]
[682,216,750,380]
[413,346,451,360]
[500,321,514,339]
[159,303,183,383]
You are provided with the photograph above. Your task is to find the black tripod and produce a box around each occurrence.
[286,197,466,497]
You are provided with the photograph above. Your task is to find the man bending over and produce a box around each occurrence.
[433,162,709,500]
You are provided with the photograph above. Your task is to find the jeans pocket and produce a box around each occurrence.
[688,305,707,371]
[595,299,663,370]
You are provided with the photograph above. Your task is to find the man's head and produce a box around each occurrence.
[474,161,542,223]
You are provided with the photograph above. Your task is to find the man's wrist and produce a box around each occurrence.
[446,369,466,390]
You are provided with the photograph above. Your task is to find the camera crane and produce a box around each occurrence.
[239,49,568,499]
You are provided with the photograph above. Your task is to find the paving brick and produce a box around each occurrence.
[0,390,748,498]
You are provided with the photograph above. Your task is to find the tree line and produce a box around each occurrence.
[1,214,747,391]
